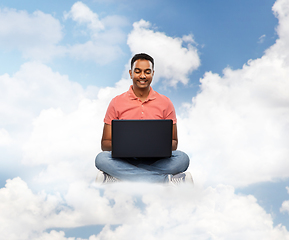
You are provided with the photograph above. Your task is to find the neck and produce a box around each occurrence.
[132,86,150,100]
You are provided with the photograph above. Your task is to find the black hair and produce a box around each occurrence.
[130,53,154,69]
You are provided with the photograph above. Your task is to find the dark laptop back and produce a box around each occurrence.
[112,119,172,158]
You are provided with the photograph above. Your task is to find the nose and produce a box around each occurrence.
[140,71,146,79]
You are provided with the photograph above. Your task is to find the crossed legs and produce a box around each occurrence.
[95,150,190,183]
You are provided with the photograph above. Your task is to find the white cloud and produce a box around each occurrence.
[127,19,200,87]
[0,177,64,239]
[64,2,128,64]
[1,179,289,240]
[21,102,102,191]
[0,178,143,239]
[64,1,104,32]
[280,187,289,214]
[0,62,88,130]
[0,8,64,60]
[88,184,289,240]
[0,61,100,177]
[177,0,289,187]
[269,0,289,65]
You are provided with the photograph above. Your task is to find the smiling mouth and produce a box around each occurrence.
[138,80,147,84]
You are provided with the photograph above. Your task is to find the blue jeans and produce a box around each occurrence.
[95,150,190,183]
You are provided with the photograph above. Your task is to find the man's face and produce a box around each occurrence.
[129,59,154,90]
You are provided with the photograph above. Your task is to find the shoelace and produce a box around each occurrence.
[171,174,185,184]
[104,174,119,183]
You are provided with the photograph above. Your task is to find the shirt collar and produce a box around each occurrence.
[128,85,156,101]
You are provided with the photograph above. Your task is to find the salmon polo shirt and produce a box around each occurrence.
[104,85,177,125]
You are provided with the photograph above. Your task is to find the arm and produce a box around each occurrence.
[101,123,112,151]
[172,123,178,151]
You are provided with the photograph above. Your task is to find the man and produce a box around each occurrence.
[95,53,192,184]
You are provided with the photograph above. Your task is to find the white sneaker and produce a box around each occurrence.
[168,171,194,185]
[95,171,119,184]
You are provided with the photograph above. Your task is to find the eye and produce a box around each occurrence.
[145,70,151,74]
[134,69,141,73]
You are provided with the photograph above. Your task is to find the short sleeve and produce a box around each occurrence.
[104,98,117,125]
[165,98,177,124]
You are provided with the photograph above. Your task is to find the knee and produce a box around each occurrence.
[174,150,190,168]
[95,151,111,169]
[182,152,190,169]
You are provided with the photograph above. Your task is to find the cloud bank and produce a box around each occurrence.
[1,179,289,239]
[178,0,289,187]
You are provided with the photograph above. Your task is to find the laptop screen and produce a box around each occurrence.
[112,119,173,158]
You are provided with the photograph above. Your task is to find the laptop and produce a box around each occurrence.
[112,119,173,158]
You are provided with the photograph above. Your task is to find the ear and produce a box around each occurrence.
[129,69,132,79]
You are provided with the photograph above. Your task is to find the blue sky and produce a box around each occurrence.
[1,0,289,239]
[0,0,278,107]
